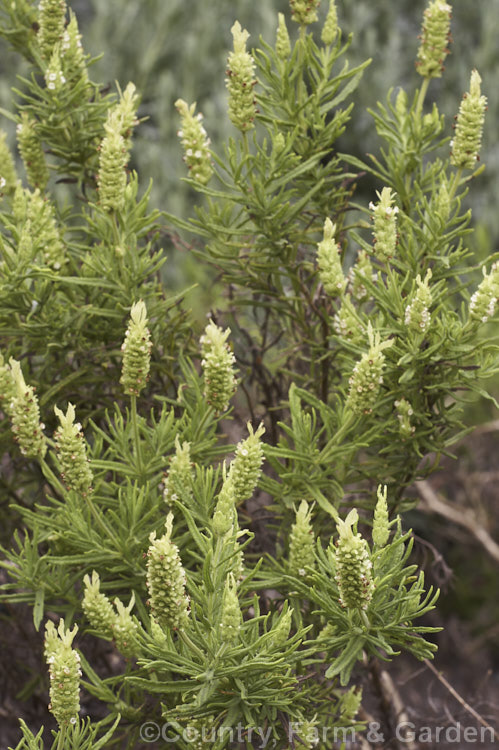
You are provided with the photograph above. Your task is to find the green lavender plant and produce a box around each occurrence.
[0,0,498,748]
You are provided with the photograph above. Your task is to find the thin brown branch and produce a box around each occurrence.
[423,659,499,741]
[369,660,417,750]
[358,707,385,750]
[467,419,499,436]
[415,480,499,565]
[378,669,418,750]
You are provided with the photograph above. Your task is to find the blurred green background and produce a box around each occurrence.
[82,1,499,249]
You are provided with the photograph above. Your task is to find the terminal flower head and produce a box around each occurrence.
[289,500,316,577]
[120,300,153,396]
[276,13,291,59]
[38,0,67,60]
[175,99,213,184]
[45,619,81,728]
[370,187,399,263]
[404,270,432,335]
[322,1,339,45]
[226,21,257,132]
[146,513,190,631]
[450,69,487,170]
[289,0,320,26]
[9,359,47,459]
[163,436,194,507]
[54,402,93,496]
[219,574,241,645]
[335,509,374,610]
[228,422,265,503]
[468,262,499,325]
[416,1,452,79]
[346,323,393,415]
[200,320,238,413]
[394,397,416,440]
[16,114,49,191]
[317,218,346,298]
[372,485,389,547]
[82,571,116,638]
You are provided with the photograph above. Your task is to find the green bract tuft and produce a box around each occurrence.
[120,300,153,396]
[9,359,47,459]
[450,69,487,170]
[346,323,393,416]
[228,422,265,503]
[370,187,399,263]
[226,21,257,132]
[163,436,194,507]
[289,500,316,577]
[54,402,93,496]
[146,513,190,632]
[317,217,346,298]
[334,509,374,611]
[200,320,237,414]
[38,0,67,60]
[416,0,452,79]
[289,0,320,26]
[175,99,213,185]
[16,114,49,191]
[82,572,116,639]
[45,619,81,728]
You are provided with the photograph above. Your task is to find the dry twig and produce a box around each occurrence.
[415,480,499,564]
[378,669,418,750]
[423,658,499,741]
